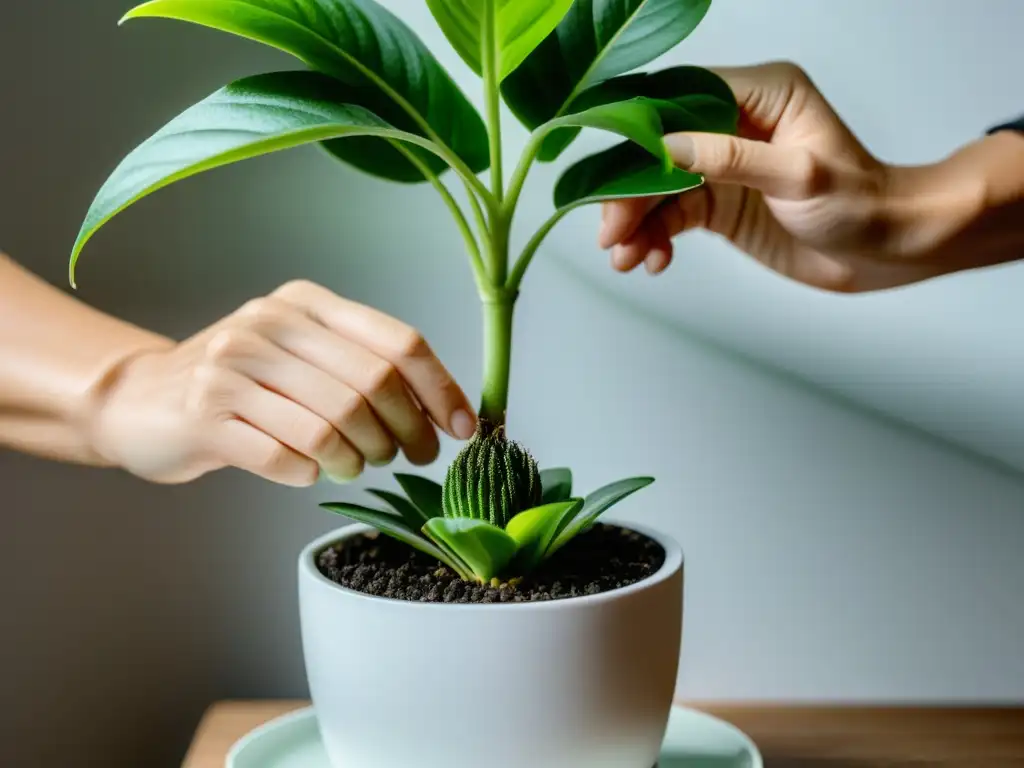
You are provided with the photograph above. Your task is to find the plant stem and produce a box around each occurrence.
[398,144,487,288]
[481,1,503,204]
[503,127,548,218]
[440,146,495,208]
[479,293,516,426]
[434,178,487,288]
[506,208,570,290]
[463,179,490,252]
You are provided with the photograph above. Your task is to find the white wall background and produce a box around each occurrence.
[1,1,1023,766]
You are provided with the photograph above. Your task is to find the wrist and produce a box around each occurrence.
[79,339,173,468]
[0,253,175,466]
[880,131,1024,270]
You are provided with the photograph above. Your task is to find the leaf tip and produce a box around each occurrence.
[68,250,81,290]
[118,2,151,25]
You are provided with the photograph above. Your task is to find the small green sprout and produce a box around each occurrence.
[321,469,653,584]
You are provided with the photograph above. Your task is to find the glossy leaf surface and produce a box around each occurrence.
[423,517,519,583]
[553,141,703,211]
[319,502,455,567]
[505,499,584,569]
[540,64,739,161]
[426,0,574,81]
[366,489,431,529]
[540,468,573,504]
[393,473,444,521]
[501,0,713,141]
[69,71,450,285]
[549,476,654,554]
[542,98,671,171]
[121,0,489,181]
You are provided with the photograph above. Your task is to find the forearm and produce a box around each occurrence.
[882,129,1024,273]
[0,253,173,465]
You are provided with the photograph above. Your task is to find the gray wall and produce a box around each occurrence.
[2,2,1023,767]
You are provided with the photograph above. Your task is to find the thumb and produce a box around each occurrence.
[665,132,823,200]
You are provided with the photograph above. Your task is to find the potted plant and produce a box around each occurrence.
[69,1,738,765]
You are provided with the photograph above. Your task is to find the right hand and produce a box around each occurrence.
[90,280,477,487]
[599,61,1003,292]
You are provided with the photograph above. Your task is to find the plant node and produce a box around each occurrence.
[442,419,542,528]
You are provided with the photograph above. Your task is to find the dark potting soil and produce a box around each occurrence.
[315,523,666,604]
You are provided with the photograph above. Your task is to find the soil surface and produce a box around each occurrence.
[315,523,666,604]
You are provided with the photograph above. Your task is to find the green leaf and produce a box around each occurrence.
[393,473,444,521]
[549,70,741,209]
[426,0,575,82]
[540,468,573,504]
[553,141,704,211]
[121,0,489,182]
[319,502,465,574]
[68,71,459,286]
[539,65,739,161]
[505,499,584,569]
[501,0,713,144]
[542,99,672,172]
[365,488,431,529]
[422,518,519,583]
[549,476,655,554]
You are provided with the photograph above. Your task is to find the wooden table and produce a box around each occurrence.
[182,700,1024,767]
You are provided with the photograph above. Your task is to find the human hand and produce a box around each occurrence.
[598,61,1023,292]
[89,280,477,487]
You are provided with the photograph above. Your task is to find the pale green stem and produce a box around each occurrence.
[440,146,495,210]
[502,127,549,219]
[433,178,487,289]
[481,1,504,204]
[398,145,487,287]
[506,208,571,291]
[464,180,490,245]
[479,295,515,426]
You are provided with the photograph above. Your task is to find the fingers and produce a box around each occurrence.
[216,419,322,487]
[643,214,674,275]
[270,281,477,441]
[599,196,665,250]
[608,205,676,275]
[600,131,830,266]
[185,367,328,487]
[284,328,441,466]
[218,370,361,485]
[665,132,830,200]
[600,132,826,257]
[598,60,834,255]
[204,327,399,467]
[219,297,446,467]
[608,189,711,273]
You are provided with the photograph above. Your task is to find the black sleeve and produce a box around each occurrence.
[988,115,1024,134]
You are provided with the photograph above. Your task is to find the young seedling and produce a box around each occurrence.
[322,467,654,583]
[67,0,738,583]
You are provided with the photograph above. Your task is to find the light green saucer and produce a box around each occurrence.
[226,705,762,767]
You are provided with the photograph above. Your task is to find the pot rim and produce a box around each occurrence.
[299,517,683,611]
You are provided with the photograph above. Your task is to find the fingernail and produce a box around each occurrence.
[664,134,696,169]
[611,246,632,272]
[646,251,669,274]
[598,220,610,248]
[451,409,477,440]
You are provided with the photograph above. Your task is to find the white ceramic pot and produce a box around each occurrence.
[298,519,684,768]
